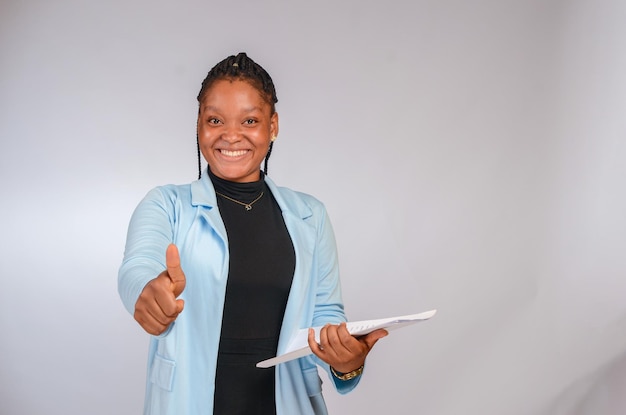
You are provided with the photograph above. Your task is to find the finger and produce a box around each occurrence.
[319,323,334,352]
[322,324,353,359]
[136,311,171,335]
[360,328,389,349]
[333,322,359,353]
[135,274,177,319]
[141,319,170,336]
[175,298,185,314]
[141,272,180,317]
[324,323,347,350]
[166,244,186,297]
[143,295,180,334]
[308,328,324,354]
[322,323,367,373]
[336,322,354,343]
[140,272,182,318]
[134,301,174,335]
[154,285,182,318]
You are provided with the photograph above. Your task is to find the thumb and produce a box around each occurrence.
[166,243,186,297]
[362,328,388,349]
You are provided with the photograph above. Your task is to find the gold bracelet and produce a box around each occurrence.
[330,365,364,381]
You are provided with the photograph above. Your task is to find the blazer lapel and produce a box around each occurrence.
[265,178,318,355]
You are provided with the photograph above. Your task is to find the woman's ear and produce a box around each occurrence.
[270,112,279,139]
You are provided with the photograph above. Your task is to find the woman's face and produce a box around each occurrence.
[197,79,278,182]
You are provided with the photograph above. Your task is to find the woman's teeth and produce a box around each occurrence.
[221,149,248,157]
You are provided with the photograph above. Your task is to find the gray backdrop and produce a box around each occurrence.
[1,0,625,413]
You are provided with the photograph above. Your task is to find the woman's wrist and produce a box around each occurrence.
[330,364,364,381]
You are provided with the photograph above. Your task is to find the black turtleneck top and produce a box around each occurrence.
[209,169,296,415]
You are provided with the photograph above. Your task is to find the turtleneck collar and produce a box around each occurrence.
[207,167,266,203]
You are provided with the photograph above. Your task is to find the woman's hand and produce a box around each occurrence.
[133,244,187,335]
[308,322,388,374]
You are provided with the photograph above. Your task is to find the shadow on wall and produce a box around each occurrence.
[541,345,626,415]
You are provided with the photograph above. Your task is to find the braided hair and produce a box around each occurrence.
[196,52,279,179]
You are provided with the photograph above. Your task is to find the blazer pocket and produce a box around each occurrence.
[150,354,176,392]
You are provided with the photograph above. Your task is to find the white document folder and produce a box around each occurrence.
[256,309,437,368]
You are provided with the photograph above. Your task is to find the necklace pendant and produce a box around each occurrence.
[215,190,263,211]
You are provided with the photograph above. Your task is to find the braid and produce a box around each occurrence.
[264,141,274,175]
[196,53,279,179]
[197,131,202,180]
[197,52,278,112]
[196,106,202,179]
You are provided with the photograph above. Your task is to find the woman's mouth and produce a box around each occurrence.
[220,149,249,157]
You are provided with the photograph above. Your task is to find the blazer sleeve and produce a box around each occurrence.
[309,202,363,393]
[118,187,176,316]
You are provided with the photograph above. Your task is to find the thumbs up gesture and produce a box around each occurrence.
[134,244,187,335]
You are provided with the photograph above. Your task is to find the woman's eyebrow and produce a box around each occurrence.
[240,106,264,113]
[200,105,264,113]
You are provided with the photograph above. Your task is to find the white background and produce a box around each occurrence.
[1,0,625,414]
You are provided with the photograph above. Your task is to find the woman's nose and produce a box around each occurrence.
[221,125,241,142]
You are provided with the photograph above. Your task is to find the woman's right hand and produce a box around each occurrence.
[133,244,187,335]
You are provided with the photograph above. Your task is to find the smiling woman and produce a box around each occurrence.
[197,79,278,183]
[117,52,388,415]
[195,53,280,181]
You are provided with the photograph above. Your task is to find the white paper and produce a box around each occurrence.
[256,309,437,368]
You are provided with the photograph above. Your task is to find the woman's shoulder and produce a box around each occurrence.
[267,180,327,216]
[276,186,321,205]
[140,182,194,206]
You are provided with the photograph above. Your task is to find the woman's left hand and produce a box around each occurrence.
[308,323,388,374]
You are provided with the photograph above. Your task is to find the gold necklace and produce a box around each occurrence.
[215,191,264,211]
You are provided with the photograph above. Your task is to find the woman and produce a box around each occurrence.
[118,52,387,415]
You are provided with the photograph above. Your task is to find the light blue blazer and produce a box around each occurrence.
[118,172,361,414]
